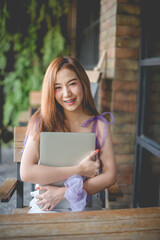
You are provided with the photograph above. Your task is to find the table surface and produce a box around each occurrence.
[0,207,159,240]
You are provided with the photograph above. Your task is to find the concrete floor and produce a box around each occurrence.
[0,145,31,214]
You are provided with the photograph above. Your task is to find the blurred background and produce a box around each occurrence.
[0,0,160,213]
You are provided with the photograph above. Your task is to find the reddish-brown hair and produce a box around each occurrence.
[27,56,99,144]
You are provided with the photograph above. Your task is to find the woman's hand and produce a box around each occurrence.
[36,185,67,211]
[78,150,100,178]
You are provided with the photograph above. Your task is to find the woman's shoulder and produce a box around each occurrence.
[26,109,41,138]
[94,112,114,148]
[82,112,114,129]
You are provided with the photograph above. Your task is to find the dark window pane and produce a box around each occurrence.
[76,0,100,69]
[144,66,160,143]
[139,148,160,207]
[141,0,160,58]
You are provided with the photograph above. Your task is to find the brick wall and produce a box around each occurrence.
[99,0,140,208]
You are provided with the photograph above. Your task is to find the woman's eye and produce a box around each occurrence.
[70,82,76,86]
[55,86,61,90]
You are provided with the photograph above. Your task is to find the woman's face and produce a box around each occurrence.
[54,68,84,113]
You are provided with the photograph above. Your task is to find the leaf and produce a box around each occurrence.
[1,0,70,127]
[42,25,65,68]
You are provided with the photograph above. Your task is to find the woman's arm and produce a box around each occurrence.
[83,123,117,195]
[20,135,99,185]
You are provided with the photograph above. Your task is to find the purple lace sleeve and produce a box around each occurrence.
[64,175,88,211]
[20,134,28,153]
[64,112,114,212]
[20,116,40,153]
[81,112,114,149]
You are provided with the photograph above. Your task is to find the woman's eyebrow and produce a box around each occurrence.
[68,78,77,83]
[55,78,77,85]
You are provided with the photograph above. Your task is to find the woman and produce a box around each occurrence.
[20,56,117,213]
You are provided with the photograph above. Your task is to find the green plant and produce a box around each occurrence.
[0,0,70,126]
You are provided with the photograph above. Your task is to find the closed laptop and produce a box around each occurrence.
[40,132,96,186]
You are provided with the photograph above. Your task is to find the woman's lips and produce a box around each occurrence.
[64,98,76,105]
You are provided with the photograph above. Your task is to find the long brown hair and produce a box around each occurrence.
[27,56,99,143]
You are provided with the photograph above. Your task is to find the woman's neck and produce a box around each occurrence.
[64,109,92,131]
[64,109,85,123]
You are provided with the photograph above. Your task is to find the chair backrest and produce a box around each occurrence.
[86,70,102,83]
[29,91,41,107]
[14,126,26,163]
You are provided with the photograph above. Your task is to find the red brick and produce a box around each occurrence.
[98,88,107,98]
[117,164,134,174]
[112,81,138,91]
[151,94,160,103]
[117,3,140,15]
[99,104,111,113]
[117,174,133,184]
[113,113,136,124]
[99,98,111,110]
[115,69,138,81]
[113,91,137,102]
[113,101,137,113]
[116,37,140,49]
[113,123,136,134]
[116,59,138,70]
[114,143,135,154]
[116,48,139,59]
[116,154,134,164]
[112,134,135,144]
[116,26,140,37]
[113,193,132,204]
[109,199,132,209]
[99,77,111,91]
[117,0,140,3]
[119,183,132,194]
[117,14,140,26]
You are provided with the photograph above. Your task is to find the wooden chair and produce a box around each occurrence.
[18,91,41,126]
[0,51,123,213]
[0,126,122,214]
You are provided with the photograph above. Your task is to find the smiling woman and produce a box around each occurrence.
[20,56,117,213]
[55,69,84,113]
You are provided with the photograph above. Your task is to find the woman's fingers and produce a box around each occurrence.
[78,149,101,178]
[41,203,51,211]
[88,149,99,161]
[35,186,64,211]
[36,197,45,205]
[96,159,100,167]
[36,198,54,211]
[48,205,54,211]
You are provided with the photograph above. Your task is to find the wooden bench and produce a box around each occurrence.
[0,207,159,239]
[0,126,123,214]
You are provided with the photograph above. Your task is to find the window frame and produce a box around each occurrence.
[133,1,160,207]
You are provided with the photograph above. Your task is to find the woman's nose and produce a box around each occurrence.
[63,86,71,97]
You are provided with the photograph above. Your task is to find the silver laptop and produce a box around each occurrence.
[40,132,96,187]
